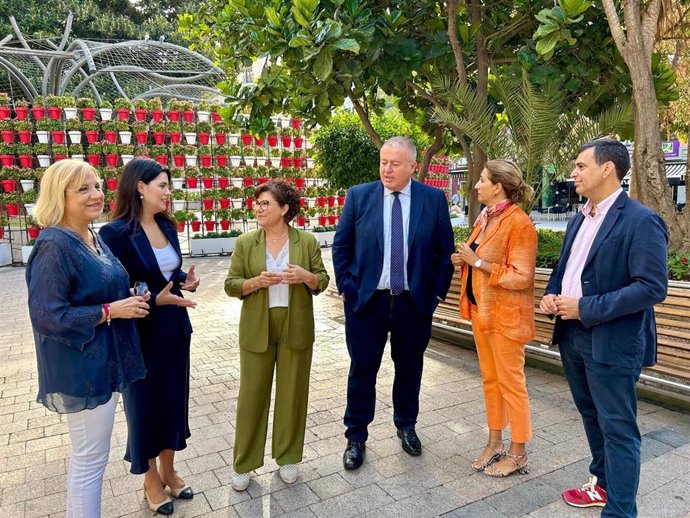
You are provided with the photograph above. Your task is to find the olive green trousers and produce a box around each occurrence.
[233,307,313,473]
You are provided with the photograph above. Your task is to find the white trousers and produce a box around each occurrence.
[65,393,119,518]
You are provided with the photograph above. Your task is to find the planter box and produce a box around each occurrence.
[313,231,336,247]
[22,245,34,264]
[0,244,11,267]
[190,237,237,255]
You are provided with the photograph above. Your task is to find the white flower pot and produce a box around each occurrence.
[0,244,11,267]
[231,178,243,188]
[184,132,197,145]
[68,131,82,144]
[270,116,282,127]
[243,156,255,166]
[231,198,244,208]
[312,230,336,247]
[230,156,242,168]
[119,131,132,145]
[228,134,240,146]
[99,108,113,121]
[187,201,201,210]
[24,203,36,216]
[306,158,315,169]
[20,179,35,191]
[64,107,78,120]
[36,131,49,144]
[190,236,237,255]
[121,154,134,165]
[172,199,186,211]
[171,178,185,189]
[256,157,267,166]
[197,111,210,123]
[185,155,197,167]
[71,154,84,161]
[37,155,51,167]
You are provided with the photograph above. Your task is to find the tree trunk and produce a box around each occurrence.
[628,54,690,251]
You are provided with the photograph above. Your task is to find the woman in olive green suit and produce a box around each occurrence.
[225,180,329,491]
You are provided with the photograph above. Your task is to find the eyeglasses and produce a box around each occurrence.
[255,200,280,210]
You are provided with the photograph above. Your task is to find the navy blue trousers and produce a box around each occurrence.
[343,290,432,442]
[559,320,642,518]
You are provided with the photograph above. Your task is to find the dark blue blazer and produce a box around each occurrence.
[99,215,193,346]
[545,192,668,368]
[332,180,455,316]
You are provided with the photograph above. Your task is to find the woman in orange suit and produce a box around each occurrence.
[452,159,537,477]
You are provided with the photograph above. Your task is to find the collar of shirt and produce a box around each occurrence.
[384,179,412,198]
[581,187,622,220]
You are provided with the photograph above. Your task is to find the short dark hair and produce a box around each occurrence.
[255,180,301,223]
[579,138,630,181]
[114,158,174,227]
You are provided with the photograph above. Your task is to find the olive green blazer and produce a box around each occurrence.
[224,226,330,352]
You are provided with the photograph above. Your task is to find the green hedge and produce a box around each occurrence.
[452,226,564,269]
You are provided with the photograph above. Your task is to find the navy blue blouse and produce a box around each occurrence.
[26,226,146,413]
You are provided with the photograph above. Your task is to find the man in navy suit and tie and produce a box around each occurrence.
[333,136,455,470]
[540,139,668,517]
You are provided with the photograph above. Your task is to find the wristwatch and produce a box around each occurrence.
[474,258,483,269]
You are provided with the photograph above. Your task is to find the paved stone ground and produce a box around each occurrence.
[1,252,690,518]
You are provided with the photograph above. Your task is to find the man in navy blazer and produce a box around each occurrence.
[333,136,455,470]
[540,139,668,517]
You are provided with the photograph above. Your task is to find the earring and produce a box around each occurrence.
[140,195,143,199]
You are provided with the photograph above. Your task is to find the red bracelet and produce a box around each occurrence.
[103,303,111,326]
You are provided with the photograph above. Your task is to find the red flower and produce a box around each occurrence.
[682,257,688,265]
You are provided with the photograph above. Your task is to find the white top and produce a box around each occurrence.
[560,188,623,299]
[267,241,289,308]
[377,179,411,291]
[152,242,180,281]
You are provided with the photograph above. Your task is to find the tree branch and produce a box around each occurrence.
[418,125,444,182]
[345,85,383,148]
[446,0,468,86]
[602,0,628,58]
[641,0,662,54]
[406,80,445,112]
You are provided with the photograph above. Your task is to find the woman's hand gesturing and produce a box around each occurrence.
[157,281,197,308]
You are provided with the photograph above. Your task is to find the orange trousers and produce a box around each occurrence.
[471,306,532,442]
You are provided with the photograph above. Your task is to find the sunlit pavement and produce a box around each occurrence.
[1,252,689,518]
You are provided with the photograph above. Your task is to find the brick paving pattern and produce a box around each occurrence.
[1,252,689,517]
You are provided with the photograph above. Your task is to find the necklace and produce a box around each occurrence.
[267,232,288,244]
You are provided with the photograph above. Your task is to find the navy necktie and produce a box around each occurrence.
[390,192,405,295]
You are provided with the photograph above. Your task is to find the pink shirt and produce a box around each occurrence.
[560,188,622,299]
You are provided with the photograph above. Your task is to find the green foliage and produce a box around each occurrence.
[531,0,676,109]
[313,108,430,189]
[454,225,564,269]
[1,0,197,45]
[668,252,690,282]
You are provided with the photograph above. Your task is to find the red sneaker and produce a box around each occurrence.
[563,476,607,508]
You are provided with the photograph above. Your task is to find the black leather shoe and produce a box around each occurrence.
[343,440,365,470]
[397,429,422,456]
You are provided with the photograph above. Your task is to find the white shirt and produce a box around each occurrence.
[152,242,180,281]
[377,180,411,291]
[560,188,622,299]
[266,241,289,308]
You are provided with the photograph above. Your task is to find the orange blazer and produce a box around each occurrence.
[458,205,537,343]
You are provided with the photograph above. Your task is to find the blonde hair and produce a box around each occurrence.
[484,159,534,204]
[34,160,99,227]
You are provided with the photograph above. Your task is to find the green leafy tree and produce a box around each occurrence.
[534,0,689,251]
[313,108,431,189]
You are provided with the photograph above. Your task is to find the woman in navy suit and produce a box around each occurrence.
[100,159,199,516]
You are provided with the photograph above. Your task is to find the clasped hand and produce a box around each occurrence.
[451,243,479,268]
[540,293,580,320]
[255,264,312,288]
